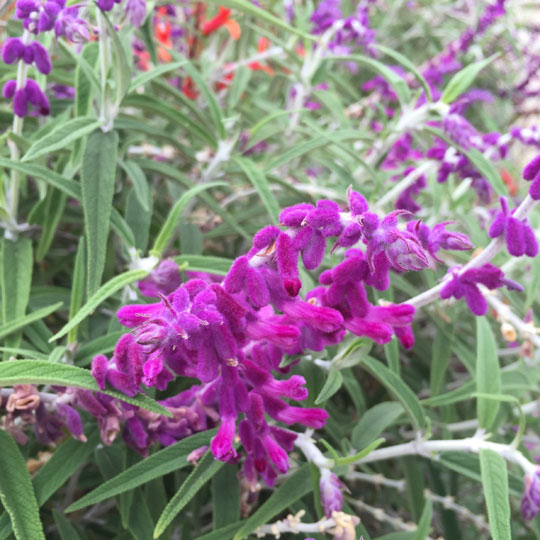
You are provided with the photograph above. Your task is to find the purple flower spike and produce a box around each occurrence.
[3,80,16,99]
[488,197,538,257]
[91,355,108,390]
[347,186,369,216]
[138,259,181,297]
[320,468,344,517]
[522,469,540,520]
[125,0,146,27]
[97,0,115,11]
[57,404,86,442]
[440,263,519,316]
[523,154,540,200]
[2,38,25,64]
[31,42,52,75]
[13,89,28,117]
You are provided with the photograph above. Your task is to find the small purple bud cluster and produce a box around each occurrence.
[440,263,522,316]
[2,0,90,117]
[310,0,377,61]
[522,469,540,520]
[522,154,540,200]
[489,196,538,257]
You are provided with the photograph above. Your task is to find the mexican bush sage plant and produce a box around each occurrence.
[1,1,540,539]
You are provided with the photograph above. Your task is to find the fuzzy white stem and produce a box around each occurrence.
[352,435,536,474]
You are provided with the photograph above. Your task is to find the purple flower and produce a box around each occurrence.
[440,263,522,316]
[1,38,25,64]
[8,80,50,117]
[523,153,540,200]
[407,220,473,261]
[522,469,540,520]
[320,468,344,517]
[489,196,538,257]
[125,0,146,27]
[138,259,181,297]
[362,211,429,272]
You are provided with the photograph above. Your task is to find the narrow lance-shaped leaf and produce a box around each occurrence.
[81,129,119,297]
[359,356,427,430]
[0,237,33,359]
[66,429,216,512]
[232,465,312,540]
[21,118,102,162]
[0,360,171,416]
[476,318,501,430]
[441,53,500,104]
[233,156,280,225]
[153,451,225,538]
[0,430,45,540]
[151,181,227,257]
[479,449,511,540]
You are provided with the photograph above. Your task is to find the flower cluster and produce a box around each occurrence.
[1,0,90,117]
[80,186,482,503]
[310,0,377,60]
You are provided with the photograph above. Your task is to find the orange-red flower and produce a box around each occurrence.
[201,6,240,40]
[501,168,517,196]
[248,37,275,76]
[155,6,173,62]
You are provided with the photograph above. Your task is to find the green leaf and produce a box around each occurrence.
[67,239,85,344]
[81,130,119,296]
[0,360,170,416]
[233,156,280,224]
[264,130,370,173]
[334,437,385,466]
[21,118,102,162]
[135,158,248,239]
[0,302,63,341]
[476,318,501,430]
[441,54,500,104]
[465,148,506,196]
[212,466,240,529]
[374,44,432,102]
[0,158,80,199]
[359,356,426,430]
[52,510,82,540]
[151,182,226,257]
[36,188,66,262]
[180,60,226,140]
[58,39,100,94]
[0,430,44,540]
[153,451,225,538]
[120,160,150,212]
[430,320,454,398]
[197,522,242,540]
[315,368,343,404]
[174,254,233,276]
[66,429,216,511]
[129,60,187,91]
[232,465,311,540]
[0,237,33,358]
[101,12,131,104]
[76,43,99,117]
[325,54,411,105]
[413,499,433,540]
[479,449,511,540]
[128,490,155,540]
[352,401,404,449]
[50,268,148,342]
